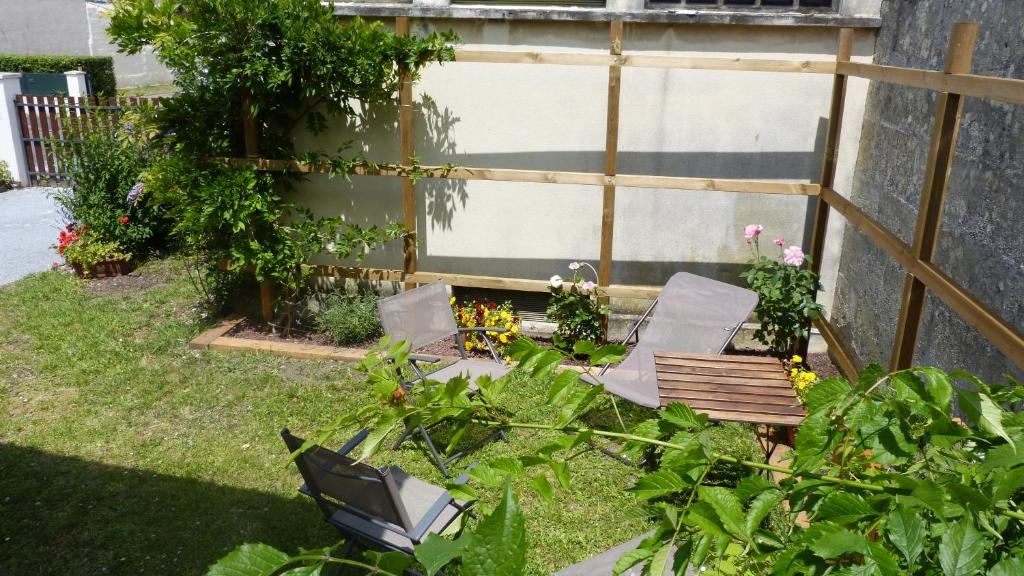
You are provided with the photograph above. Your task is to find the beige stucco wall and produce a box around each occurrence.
[290,19,875,318]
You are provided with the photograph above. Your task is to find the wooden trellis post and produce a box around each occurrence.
[890,22,979,371]
[396,17,418,286]
[801,28,853,358]
[241,91,275,323]
[599,21,623,338]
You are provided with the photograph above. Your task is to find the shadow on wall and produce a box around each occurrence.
[417,255,751,288]
[0,443,336,576]
[295,96,828,289]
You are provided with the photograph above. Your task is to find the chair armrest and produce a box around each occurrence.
[409,353,442,363]
[459,326,509,334]
[336,428,370,457]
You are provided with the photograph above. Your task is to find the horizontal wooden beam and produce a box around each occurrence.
[838,61,1024,106]
[300,263,662,299]
[820,187,1024,369]
[226,158,819,196]
[454,50,836,73]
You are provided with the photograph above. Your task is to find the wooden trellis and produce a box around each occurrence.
[236,18,1024,378]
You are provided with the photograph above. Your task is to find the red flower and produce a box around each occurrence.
[488,302,497,310]
[119,216,129,224]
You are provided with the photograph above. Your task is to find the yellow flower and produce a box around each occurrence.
[501,311,511,320]
[499,334,508,344]
[465,341,472,351]
[789,368,798,377]
[791,355,803,364]
[511,325,519,334]
[805,372,817,381]
[450,296,456,305]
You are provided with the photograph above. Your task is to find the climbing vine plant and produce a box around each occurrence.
[108,0,457,319]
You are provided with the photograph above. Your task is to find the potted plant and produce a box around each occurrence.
[56,224,134,278]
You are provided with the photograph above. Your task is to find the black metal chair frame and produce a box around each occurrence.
[282,428,476,558]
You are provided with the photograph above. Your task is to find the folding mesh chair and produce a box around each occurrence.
[282,428,474,556]
[377,281,511,476]
[583,272,759,408]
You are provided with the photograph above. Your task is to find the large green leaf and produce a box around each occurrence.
[647,541,673,576]
[362,550,414,575]
[744,489,783,537]
[461,481,526,576]
[612,546,652,576]
[938,522,986,576]
[556,384,603,428]
[414,533,467,576]
[660,403,707,430]
[817,492,874,524]
[991,557,1024,576]
[206,543,290,576]
[547,370,580,405]
[887,506,924,570]
[810,528,869,559]
[699,486,747,541]
[804,378,850,413]
[734,475,774,503]
[959,390,1014,447]
[631,470,686,501]
[916,367,953,412]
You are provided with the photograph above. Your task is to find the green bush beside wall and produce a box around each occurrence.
[0,53,116,97]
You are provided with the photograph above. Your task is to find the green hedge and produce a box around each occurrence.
[0,53,116,97]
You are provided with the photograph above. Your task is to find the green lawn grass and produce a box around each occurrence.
[0,258,759,575]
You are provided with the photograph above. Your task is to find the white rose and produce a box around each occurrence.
[549,275,563,289]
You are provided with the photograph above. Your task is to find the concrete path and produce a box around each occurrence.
[0,187,65,286]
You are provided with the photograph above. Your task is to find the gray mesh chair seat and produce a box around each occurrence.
[282,428,473,555]
[584,272,758,408]
[552,532,689,576]
[425,359,511,390]
[377,281,511,476]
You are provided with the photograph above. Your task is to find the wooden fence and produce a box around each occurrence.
[14,95,157,182]
[232,18,1024,378]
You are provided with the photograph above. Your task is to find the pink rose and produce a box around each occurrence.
[783,246,805,267]
[580,280,596,293]
[744,224,763,244]
[774,237,785,247]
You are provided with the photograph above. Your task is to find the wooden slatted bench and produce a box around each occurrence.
[654,351,805,428]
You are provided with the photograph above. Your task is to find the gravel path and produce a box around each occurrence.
[0,187,65,286]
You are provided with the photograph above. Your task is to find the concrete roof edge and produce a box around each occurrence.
[330,3,882,27]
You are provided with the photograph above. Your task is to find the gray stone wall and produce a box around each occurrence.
[831,0,1024,383]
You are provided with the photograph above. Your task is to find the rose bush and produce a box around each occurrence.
[740,225,824,356]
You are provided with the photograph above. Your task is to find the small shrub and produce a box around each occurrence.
[739,224,823,356]
[452,297,522,355]
[547,261,607,351]
[53,109,168,256]
[0,160,14,190]
[314,292,382,345]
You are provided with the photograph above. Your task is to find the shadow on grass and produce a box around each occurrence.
[0,443,339,576]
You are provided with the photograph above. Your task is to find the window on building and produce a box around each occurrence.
[648,0,835,8]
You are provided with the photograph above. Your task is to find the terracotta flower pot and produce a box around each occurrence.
[71,258,135,279]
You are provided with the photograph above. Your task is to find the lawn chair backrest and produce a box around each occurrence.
[281,430,413,531]
[377,281,458,351]
[639,271,758,355]
[597,272,758,408]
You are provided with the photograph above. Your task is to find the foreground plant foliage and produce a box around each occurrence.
[213,338,1024,575]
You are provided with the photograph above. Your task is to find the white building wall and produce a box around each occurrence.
[290,19,876,317]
